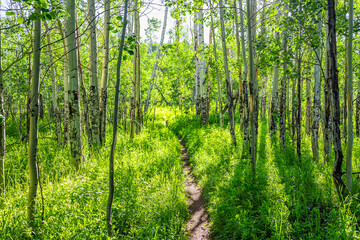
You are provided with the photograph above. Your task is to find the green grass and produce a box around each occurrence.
[169,110,360,239]
[0,109,188,239]
[3,107,360,239]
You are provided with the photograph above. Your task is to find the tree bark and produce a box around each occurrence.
[311,9,322,161]
[75,14,92,147]
[279,9,288,149]
[210,0,223,127]
[56,20,70,145]
[346,0,354,192]
[328,0,346,195]
[194,12,200,115]
[27,8,41,225]
[270,5,281,137]
[107,1,128,235]
[219,0,236,145]
[44,22,62,144]
[239,0,249,151]
[88,0,100,145]
[247,0,257,170]
[0,5,5,199]
[67,0,83,168]
[99,0,111,145]
[199,6,207,125]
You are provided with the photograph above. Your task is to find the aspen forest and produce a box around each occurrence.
[1,0,360,238]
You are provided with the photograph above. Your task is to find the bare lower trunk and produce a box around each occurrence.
[75,16,92,147]
[106,1,128,235]
[311,10,322,161]
[346,0,354,192]
[99,0,111,145]
[67,0,83,168]
[328,0,346,195]
[219,0,236,145]
[88,0,100,145]
[0,8,5,198]
[27,9,41,225]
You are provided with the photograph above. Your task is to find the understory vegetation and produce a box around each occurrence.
[1,110,188,239]
[3,107,360,239]
[169,110,360,239]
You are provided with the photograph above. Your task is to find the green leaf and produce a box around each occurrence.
[116,16,122,21]
[6,11,15,16]
[107,26,114,30]
[17,17,24,24]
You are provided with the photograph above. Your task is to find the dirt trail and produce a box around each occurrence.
[179,138,211,240]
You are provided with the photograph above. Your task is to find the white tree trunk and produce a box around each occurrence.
[100,0,111,145]
[67,0,83,168]
[88,0,100,145]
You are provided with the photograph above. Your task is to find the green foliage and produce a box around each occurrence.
[0,109,188,239]
[169,111,360,239]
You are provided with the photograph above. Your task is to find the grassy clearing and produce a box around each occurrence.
[0,109,188,239]
[169,110,360,239]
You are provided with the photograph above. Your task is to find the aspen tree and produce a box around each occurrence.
[328,0,346,195]
[56,20,70,145]
[312,8,322,161]
[27,7,41,225]
[107,0,128,235]
[88,0,100,145]
[67,0,83,168]
[210,0,223,127]
[100,0,111,145]
[219,0,236,145]
[247,0,257,169]
[346,0,354,192]
[239,0,249,151]
[44,22,62,144]
[270,3,281,137]
[0,5,5,199]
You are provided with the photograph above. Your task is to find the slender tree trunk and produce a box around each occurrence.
[279,9,288,148]
[107,1,128,235]
[0,7,5,199]
[143,6,168,114]
[199,6,207,125]
[56,20,70,145]
[247,0,257,170]
[219,0,236,145]
[27,8,41,225]
[67,0,83,168]
[75,14,92,147]
[88,0,100,145]
[134,0,142,134]
[356,81,360,138]
[311,10,322,161]
[210,0,223,127]
[306,75,311,136]
[346,0,354,192]
[270,5,281,137]
[44,22,62,144]
[99,0,111,145]
[343,37,348,141]
[324,22,332,162]
[239,0,249,151]
[260,76,267,120]
[296,48,302,159]
[328,0,346,195]
[194,12,200,115]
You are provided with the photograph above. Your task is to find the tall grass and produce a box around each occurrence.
[169,110,360,239]
[0,109,188,239]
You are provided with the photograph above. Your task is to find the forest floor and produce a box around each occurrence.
[180,138,211,240]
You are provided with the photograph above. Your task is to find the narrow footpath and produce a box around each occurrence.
[179,138,211,240]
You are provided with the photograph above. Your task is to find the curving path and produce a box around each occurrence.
[179,138,211,240]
